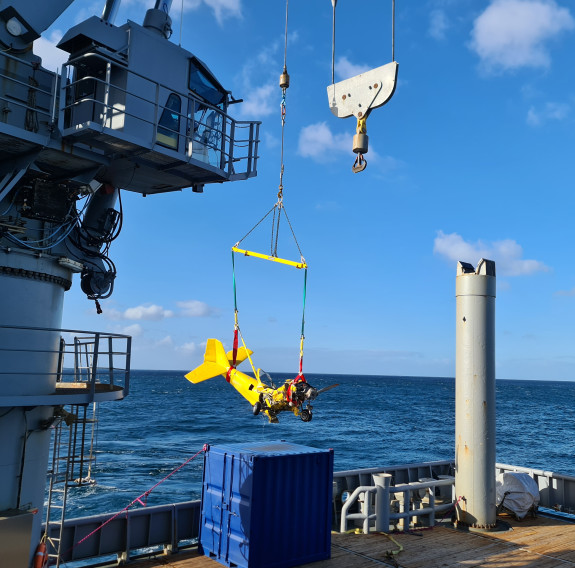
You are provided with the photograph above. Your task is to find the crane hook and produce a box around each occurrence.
[352,116,368,173]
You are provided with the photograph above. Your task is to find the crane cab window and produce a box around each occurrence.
[157,93,181,149]
[188,57,226,108]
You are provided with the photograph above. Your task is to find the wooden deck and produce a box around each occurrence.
[130,514,575,568]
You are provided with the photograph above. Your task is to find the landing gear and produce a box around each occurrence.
[300,408,312,422]
[253,402,262,415]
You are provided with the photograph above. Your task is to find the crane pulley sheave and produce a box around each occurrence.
[327,61,398,120]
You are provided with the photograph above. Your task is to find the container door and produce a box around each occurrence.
[202,450,253,567]
[225,453,253,567]
[201,451,230,561]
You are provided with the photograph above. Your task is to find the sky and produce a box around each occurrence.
[41,0,575,380]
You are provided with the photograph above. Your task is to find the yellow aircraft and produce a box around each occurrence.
[185,339,337,423]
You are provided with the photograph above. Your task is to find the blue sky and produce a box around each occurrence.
[42,0,575,380]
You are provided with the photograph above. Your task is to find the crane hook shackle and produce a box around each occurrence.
[352,116,368,172]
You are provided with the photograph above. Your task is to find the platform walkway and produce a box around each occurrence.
[128,514,575,568]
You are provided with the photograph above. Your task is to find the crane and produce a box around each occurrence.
[0,1,260,563]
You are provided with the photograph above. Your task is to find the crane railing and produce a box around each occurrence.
[59,51,260,181]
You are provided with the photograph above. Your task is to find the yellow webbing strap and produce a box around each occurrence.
[237,327,259,380]
[232,246,307,269]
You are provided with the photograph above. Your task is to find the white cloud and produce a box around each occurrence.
[297,122,349,163]
[34,30,68,72]
[237,83,275,119]
[123,304,174,320]
[433,231,550,276]
[429,9,449,41]
[469,0,574,73]
[178,342,198,353]
[186,0,242,24]
[555,287,575,297]
[105,304,174,321]
[236,32,297,119]
[526,101,570,125]
[156,335,173,347]
[122,324,143,336]
[263,131,280,148]
[334,57,371,81]
[177,300,215,317]
[126,0,242,25]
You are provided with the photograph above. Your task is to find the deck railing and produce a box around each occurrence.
[339,474,456,534]
[0,324,131,405]
[44,500,200,565]
[42,463,575,564]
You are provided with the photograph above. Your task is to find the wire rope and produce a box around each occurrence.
[392,0,395,61]
[283,0,289,71]
[331,0,337,85]
[230,0,308,379]
[331,0,397,78]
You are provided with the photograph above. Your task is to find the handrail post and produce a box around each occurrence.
[219,111,226,171]
[429,487,436,526]
[125,337,132,396]
[374,473,392,533]
[74,337,80,382]
[102,61,112,127]
[90,334,99,398]
[108,336,114,386]
[362,491,370,534]
[401,490,410,531]
[228,119,236,175]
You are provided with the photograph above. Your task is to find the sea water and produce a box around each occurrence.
[62,371,575,519]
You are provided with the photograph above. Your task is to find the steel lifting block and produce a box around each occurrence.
[353,132,368,154]
[279,71,290,89]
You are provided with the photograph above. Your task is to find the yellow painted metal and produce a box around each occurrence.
[232,246,307,269]
[184,339,228,383]
[226,346,252,366]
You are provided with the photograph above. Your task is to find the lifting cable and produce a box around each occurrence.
[230,0,308,380]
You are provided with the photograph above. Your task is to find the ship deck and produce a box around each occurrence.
[129,514,575,568]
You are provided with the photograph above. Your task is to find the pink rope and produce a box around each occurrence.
[70,445,207,551]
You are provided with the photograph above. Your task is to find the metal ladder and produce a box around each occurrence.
[44,337,101,566]
[44,410,74,567]
[45,404,99,566]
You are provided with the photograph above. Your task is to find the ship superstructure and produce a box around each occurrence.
[0,0,260,564]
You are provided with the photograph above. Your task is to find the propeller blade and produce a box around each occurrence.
[316,383,339,395]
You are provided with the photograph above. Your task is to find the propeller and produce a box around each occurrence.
[316,383,339,395]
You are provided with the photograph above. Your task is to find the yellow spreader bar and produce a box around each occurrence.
[232,246,307,269]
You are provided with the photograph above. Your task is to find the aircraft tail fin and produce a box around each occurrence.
[226,346,253,366]
[185,339,230,383]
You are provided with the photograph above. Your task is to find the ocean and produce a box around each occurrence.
[62,371,575,520]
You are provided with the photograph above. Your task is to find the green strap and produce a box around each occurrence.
[232,249,238,312]
[301,268,307,337]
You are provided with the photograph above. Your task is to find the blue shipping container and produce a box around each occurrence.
[200,440,334,568]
